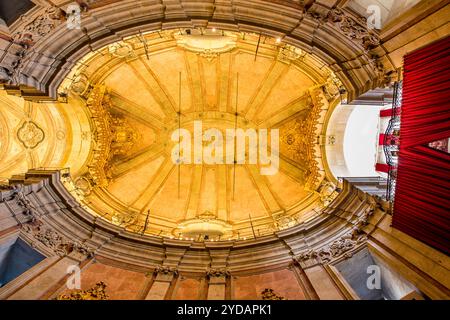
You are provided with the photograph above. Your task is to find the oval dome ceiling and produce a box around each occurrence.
[60,29,343,240]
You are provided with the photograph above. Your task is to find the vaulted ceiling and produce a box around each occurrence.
[2,0,444,241]
[53,30,340,239]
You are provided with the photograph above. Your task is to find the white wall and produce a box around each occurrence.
[326,104,384,179]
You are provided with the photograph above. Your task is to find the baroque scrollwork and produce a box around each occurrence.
[327,8,380,51]
[280,89,326,191]
[295,232,367,265]
[22,219,94,257]
[7,6,66,82]
[22,220,68,256]
[85,85,139,187]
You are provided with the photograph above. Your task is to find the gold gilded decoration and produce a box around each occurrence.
[279,91,324,190]
[86,85,139,187]
[57,282,108,300]
[261,288,286,300]
[110,116,139,156]
[17,121,45,149]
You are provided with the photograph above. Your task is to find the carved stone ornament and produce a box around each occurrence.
[8,184,36,218]
[22,220,68,256]
[57,282,108,300]
[15,6,65,41]
[154,266,179,275]
[22,220,94,257]
[206,268,230,278]
[261,288,286,300]
[327,8,380,51]
[295,232,367,264]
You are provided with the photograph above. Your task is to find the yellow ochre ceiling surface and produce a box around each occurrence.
[1,30,344,240]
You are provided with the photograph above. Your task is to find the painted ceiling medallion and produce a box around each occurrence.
[17,121,45,149]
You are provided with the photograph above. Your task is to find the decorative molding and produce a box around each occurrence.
[175,32,237,62]
[17,121,45,149]
[22,219,94,258]
[295,232,367,265]
[0,170,384,274]
[327,8,380,51]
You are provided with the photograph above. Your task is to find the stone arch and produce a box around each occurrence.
[0,0,394,101]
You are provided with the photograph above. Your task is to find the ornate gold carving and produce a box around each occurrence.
[318,180,337,207]
[279,91,324,190]
[86,85,139,187]
[261,288,286,300]
[110,116,139,156]
[57,282,108,300]
[108,42,135,59]
[17,121,45,149]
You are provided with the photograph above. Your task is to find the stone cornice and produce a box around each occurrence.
[0,169,384,274]
[0,0,392,101]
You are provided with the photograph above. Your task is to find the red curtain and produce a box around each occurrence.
[380,109,393,117]
[379,134,399,145]
[375,163,390,173]
[392,36,450,255]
